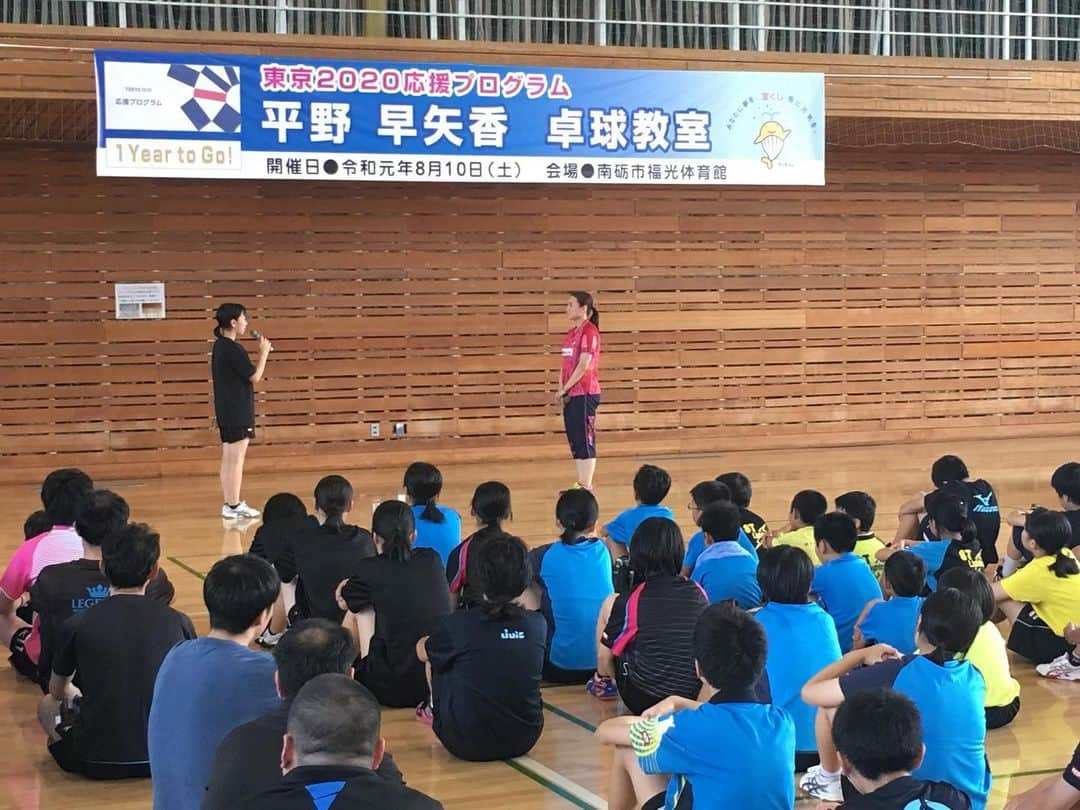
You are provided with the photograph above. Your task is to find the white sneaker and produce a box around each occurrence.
[222,501,261,519]
[799,765,843,802]
[256,628,285,648]
[1036,652,1080,681]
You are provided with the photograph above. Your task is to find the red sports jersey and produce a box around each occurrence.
[561,321,601,396]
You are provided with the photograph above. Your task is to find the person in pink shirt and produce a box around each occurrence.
[556,292,601,491]
[0,468,92,684]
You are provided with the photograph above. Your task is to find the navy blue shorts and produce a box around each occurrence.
[563,394,599,460]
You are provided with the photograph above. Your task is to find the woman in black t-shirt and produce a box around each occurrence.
[336,500,452,708]
[211,303,271,520]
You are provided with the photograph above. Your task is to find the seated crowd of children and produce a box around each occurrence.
[3,455,1080,810]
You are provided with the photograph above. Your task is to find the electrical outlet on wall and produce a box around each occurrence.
[370,423,380,438]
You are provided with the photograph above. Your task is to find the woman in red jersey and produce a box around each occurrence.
[556,292,601,490]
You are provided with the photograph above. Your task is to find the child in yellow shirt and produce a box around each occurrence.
[773,490,826,564]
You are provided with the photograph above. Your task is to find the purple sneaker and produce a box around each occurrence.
[586,673,618,700]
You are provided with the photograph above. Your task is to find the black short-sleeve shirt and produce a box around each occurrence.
[921,480,1000,562]
[52,594,197,769]
[31,558,175,683]
[341,549,452,707]
[740,507,769,547]
[601,576,707,702]
[211,336,256,427]
[282,517,376,623]
[426,608,546,761]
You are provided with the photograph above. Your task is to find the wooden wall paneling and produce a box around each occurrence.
[0,137,1078,481]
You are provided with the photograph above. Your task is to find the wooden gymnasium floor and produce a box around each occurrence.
[0,435,1078,809]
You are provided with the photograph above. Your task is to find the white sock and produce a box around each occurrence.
[1002,555,1021,577]
[819,767,841,780]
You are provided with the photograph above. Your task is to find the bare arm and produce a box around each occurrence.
[249,336,272,383]
[595,715,640,746]
[595,593,618,678]
[851,599,882,650]
[557,352,593,397]
[1003,774,1080,810]
[801,645,900,708]
[49,673,71,701]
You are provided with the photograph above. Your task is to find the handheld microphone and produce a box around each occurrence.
[250,330,262,340]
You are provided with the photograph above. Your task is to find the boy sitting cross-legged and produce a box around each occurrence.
[595,603,795,810]
[38,523,195,779]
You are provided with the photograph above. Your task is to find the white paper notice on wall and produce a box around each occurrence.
[115,282,166,320]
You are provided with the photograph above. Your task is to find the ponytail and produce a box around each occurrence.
[472,532,530,621]
[1051,548,1080,578]
[213,302,245,339]
[1025,508,1078,578]
[404,462,446,524]
[569,291,600,330]
[959,519,980,554]
[919,589,981,664]
[372,500,415,562]
[314,475,352,534]
[556,488,599,543]
[471,481,512,531]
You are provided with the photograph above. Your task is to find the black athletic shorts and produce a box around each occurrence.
[563,394,599,460]
[48,728,150,780]
[1008,603,1069,665]
[433,706,541,762]
[219,425,255,444]
[613,666,665,717]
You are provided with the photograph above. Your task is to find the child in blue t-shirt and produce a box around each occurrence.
[602,464,674,557]
[811,512,883,654]
[691,502,761,609]
[595,603,796,810]
[529,488,613,683]
[681,480,757,577]
[854,551,926,655]
[404,461,461,567]
[753,545,842,770]
[800,589,991,810]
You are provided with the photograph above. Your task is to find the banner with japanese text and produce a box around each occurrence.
[95,49,824,185]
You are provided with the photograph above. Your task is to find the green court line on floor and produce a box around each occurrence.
[167,556,206,580]
[996,766,1062,779]
[505,756,605,809]
[543,701,598,734]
